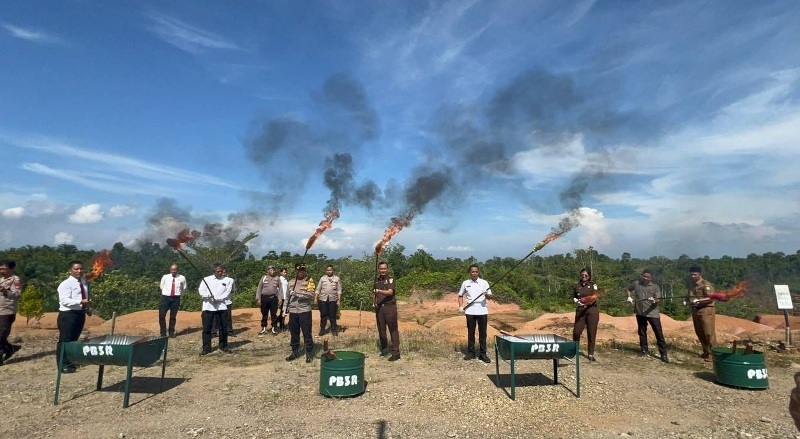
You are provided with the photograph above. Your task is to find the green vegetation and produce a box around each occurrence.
[2,241,796,321]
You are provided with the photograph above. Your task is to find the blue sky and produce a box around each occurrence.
[2,1,799,261]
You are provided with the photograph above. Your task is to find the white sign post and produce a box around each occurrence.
[774,285,793,345]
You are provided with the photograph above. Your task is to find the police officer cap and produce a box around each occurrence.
[267,265,276,270]
[295,263,307,271]
[689,265,702,273]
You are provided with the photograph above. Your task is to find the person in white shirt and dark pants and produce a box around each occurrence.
[457,264,492,363]
[56,261,91,373]
[199,263,233,355]
[158,264,186,338]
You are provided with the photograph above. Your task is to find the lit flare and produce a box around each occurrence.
[306,208,340,250]
[85,249,113,281]
[709,281,750,301]
[375,213,414,255]
[166,228,201,250]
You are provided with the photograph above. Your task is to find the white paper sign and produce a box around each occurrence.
[774,285,793,310]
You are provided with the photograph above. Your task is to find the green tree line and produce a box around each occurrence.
[2,241,798,322]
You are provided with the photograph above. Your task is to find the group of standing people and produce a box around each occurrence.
[571,265,717,363]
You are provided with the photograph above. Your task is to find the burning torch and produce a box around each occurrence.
[461,221,575,312]
[166,229,216,302]
[373,213,414,309]
[83,249,114,316]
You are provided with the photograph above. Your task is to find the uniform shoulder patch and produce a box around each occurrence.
[388,278,394,284]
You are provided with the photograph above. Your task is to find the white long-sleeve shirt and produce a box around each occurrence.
[57,276,89,311]
[198,275,233,311]
[159,274,187,297]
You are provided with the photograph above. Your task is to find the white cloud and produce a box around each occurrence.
[108,205,136,218]
[146,12,242,54]
[2,23,63,45]
[54,232,73,245]
[69,204,104,224]
[442,245,473,252]
[2,207,24,218]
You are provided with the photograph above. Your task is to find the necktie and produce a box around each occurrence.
[79,280,87,310]
[171,278,176,296]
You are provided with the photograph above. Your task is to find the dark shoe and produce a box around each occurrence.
[285,351,301,361]
[318,330,326,336]
[4,344,21,361]
[588,355,597,362]
[703,356,712,363]
[638,350,649,357]
[211,331,218,337]
[169,332,176,338]
[660,354,670,363]
[379,349,390,357]
[61,366,77,373]
[478,354,491,364]
[332,328,339,336]
[199,351,210,357]
[160,332,167,337]
[305,355,313,363]
[220,347,232,354]
[388,354,401,362]
[463,353,476,361]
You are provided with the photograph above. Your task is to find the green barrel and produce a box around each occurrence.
[319,351,365,398]
[712,347,769,389]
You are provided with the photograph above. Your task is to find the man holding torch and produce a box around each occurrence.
[374,261,400,362]
[457,264,492,363]
[686,266,716,362]
[56,261,91,373]
[627,269,669,363]
[199,263,233,355]
[285,263,316,363]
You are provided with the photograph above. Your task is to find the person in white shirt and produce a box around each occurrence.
[158,264,187,338]
[56,260,91,373]
[457,264,492,363]
[198,263,233,355]
[277,267,289,332]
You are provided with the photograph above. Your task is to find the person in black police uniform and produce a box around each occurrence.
[56,261,91,373]
[285,263,316,363]
[572,268,599,362]
[374,261,400,362]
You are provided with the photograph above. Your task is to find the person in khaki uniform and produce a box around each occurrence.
[285,264,316,363]
[315,264,342,336]
[686,266,716,362]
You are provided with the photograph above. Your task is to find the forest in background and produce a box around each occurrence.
[2,236,798,323]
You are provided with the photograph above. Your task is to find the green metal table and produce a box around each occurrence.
[55,335,169,408]
[495,333,580,400]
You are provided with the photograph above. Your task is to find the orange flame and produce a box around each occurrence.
[306,208,340,250]
[375,213,414,255]
[85,249,113,281]
[166,228,201,250]
[533,216,578,252]
[709,281,750,301]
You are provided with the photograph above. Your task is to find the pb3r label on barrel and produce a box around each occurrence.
[328,375,359,387]
[530,344,559,353]
[747,368,768,380]
[82,345,114,356]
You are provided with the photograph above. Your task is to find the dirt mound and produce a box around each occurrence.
[754,314,800,330]
[32,312,105,330]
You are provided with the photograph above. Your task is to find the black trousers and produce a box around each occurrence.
[289,311,314,355]
[57,310,86,368]
[260,295,279,328]
[573,304,599,356]
[212,307,234,333]
[318,299,338,332]
[0,314,17,356]
[158,295,180,335]
[376,303,400,355]
[465,314,488,355]
[201,310,229,353]
[636,314,668,356]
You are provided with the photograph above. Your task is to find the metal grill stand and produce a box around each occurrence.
[54,335,169,408]
[494,333,580,400]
